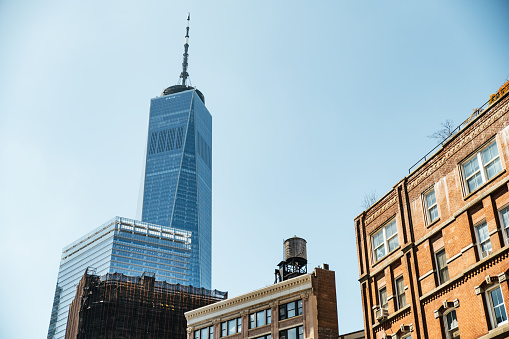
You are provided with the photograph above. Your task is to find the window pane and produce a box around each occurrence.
[266,309,271,324]
[380,287,388,309]
[467,172,483,192]
[256,311,265,327]
[446,310,458,330]
[279,304,286,320]
[486,158,502,179]
[201,328,208,339]
[250,314,255,328]
[429,205,439,222]
[221,323,226,337]
[464,158,480,178]
[209,327,214,339]
[297,299,303,315]
[376,247,386,261]
[288,301,296,318]
[195,330,200,339]
[237,318,242,332]
[287,328,297,339]
[491,287,508,325]
[426,190,436,207]
[386,220,397,238]
[482,142,499,164]
[388,236,399,252]
[228,319,236,335]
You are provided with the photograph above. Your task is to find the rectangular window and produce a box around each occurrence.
[395,276,406,310]
[279,300,303,320]
[195,326,214,339]
[254,336,271,339]
[444,310,459,339]
[475,221,492,258]
[462,139,502,194]
[221,318,242,337]
[372,219,399,262]
[499,206,509,245]
[379,287,388,310]
[249,309,271,329]
[487,286,508,327]
[435,249,449,285]
[279,326,303,339]
[424,189,439,224]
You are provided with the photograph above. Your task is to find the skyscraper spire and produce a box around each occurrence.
[179,13,190,86]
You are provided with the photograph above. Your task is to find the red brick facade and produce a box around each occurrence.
[355,90,509,339]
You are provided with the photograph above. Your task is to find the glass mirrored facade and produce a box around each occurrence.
[47,217,192,339]
[141,88,212,289]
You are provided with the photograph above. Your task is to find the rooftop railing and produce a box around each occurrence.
[408,100,490,174]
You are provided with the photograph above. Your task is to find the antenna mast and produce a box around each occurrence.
[179,13,190,86]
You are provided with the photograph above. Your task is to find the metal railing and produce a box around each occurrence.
[408,100,490,174]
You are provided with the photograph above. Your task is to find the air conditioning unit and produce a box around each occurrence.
[481,250,493,259]
[375,308,389,321]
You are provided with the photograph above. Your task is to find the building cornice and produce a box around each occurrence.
[185,274,312,324]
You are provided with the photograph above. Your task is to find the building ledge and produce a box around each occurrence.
[477,323,509,339]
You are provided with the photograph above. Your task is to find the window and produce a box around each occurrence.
[379,287,388,310]
[487,286,508,328]
[401,335,411,339]
[443,310,460,339]
[395,276,406,310]
[435,249,449,285]
[499,206,509,245]
[279,300,303,320]
[462,139,502,194]
[195,326,213,339]
[249,309,271,329]
[254,336,271,339]
[279,326,303,339]
[221,317,241,337]
[475,221,492,259]
[424,189,439,224]
[372,219,399,262]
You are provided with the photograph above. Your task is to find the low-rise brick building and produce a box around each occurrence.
[355,82,509,339]
[185,266,339,339]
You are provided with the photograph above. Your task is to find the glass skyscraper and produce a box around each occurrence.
[47,217,192,339]
[141,86,212,290]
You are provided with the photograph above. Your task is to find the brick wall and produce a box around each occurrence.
[355,91,509,339]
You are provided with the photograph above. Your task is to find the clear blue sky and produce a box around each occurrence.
[1,1,508,337]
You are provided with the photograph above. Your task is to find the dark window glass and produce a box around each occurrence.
[249,313,255,329]
[436,249,449,284]
[297,300,303,315]
[266,308,271,324]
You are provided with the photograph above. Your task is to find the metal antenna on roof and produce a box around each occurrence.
[179,13,191,86]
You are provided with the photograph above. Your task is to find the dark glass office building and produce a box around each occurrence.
[141,85,212,290]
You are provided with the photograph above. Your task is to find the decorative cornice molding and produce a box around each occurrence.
[186,274,313,320]
[365,194,397,225]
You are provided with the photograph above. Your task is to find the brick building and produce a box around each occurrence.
[185,266,338,339]
[355,82,509,339]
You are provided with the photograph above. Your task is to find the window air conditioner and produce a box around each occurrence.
[481,250,493,259]
[375,308,389,321]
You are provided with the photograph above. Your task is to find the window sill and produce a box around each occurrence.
[426,218,440,229]
[372,304,411,329]
[478,322,509,339]
[463,169,506,200]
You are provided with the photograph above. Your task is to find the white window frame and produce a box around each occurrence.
[498,205,509,246]
[461,139,502,194]
[424,188,439,224]
[474,221,493,259]
[486,285,508,328]
[435,248,449,285]
[395,276,406,310]
[443,309,459,339]
[371,218,399,262]
[379,286,388,310]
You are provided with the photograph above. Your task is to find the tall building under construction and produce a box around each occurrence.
[65,269,226,339]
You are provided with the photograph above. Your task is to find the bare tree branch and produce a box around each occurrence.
[361,190,378,210]
[427,119,455,144]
